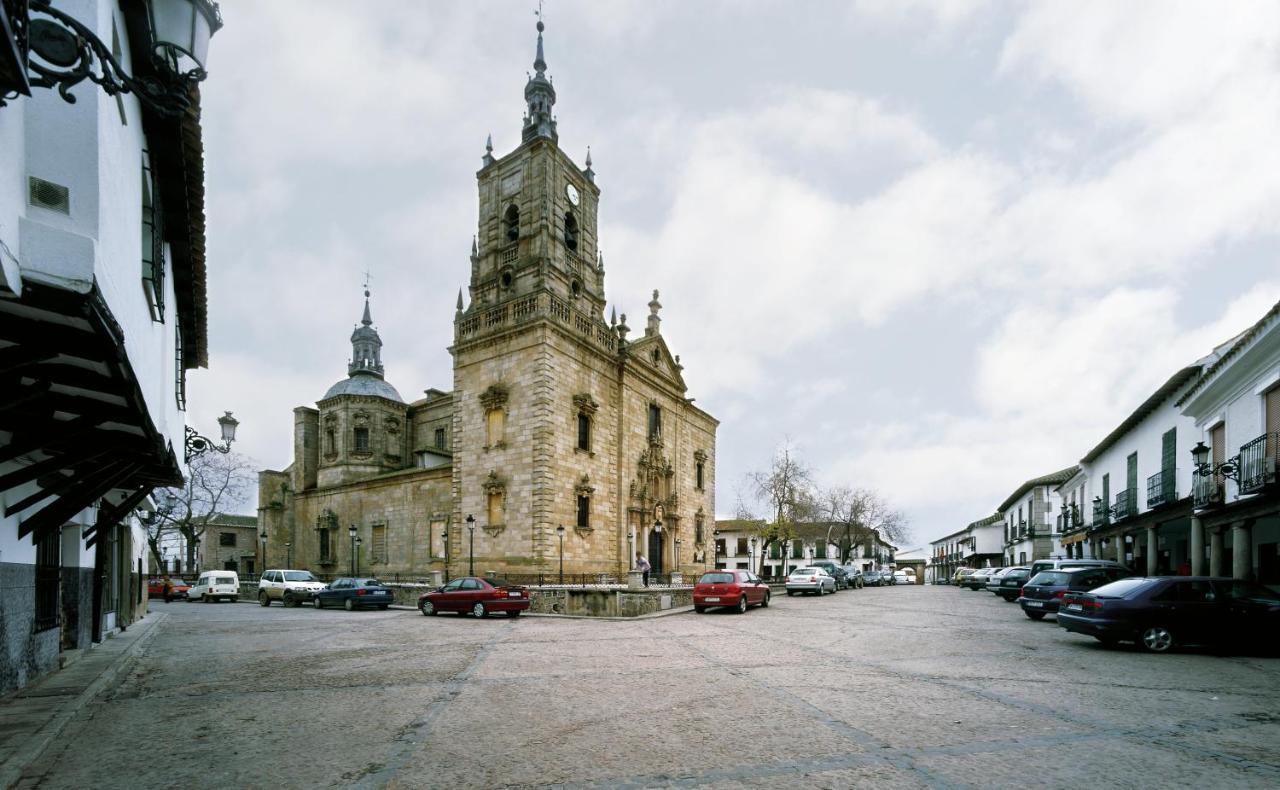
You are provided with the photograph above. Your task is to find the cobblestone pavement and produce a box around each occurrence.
[15,586,1280,789]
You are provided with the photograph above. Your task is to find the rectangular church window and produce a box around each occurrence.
[488,491,504,526]
[576,494,590,529]
[371,525,387,564]
[648,404,661,439]
[486,409,505,446]
[354,427,370,453]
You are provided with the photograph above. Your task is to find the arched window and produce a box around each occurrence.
[564,211,578,252]
[504,204,520,242]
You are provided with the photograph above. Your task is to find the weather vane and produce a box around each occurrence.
[362,269,374,294]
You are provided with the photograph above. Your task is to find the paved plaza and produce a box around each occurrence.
[12,586,1280,789]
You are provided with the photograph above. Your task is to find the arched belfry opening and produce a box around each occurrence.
[505,204,520,242]
[564,211,578,252]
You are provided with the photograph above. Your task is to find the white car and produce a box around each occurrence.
[785,567,836,596]
[188,570,239,602]
[893,571,915,586]
[258,569,327,607]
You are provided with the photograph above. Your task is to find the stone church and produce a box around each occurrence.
[258,21,718,581]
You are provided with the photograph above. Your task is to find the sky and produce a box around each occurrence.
[189,1,1280,546]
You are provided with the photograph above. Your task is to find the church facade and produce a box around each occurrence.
[258,21,718,581]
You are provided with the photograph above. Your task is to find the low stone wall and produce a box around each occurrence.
[236,581,695,617]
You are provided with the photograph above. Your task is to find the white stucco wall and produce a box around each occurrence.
[1085,391,1199,519]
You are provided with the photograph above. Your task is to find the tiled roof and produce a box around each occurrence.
[997,466,1080,513]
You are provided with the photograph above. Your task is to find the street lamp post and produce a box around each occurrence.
[653,520,662,578]
[674,538,682,575]
[355,537,362,575]
[284,542,292,569]
[258,529,267,576]
[466,515,476,577]
[185,411,240,463]
[348,525,357,576]
[442,531,450,583]
[749,537,757,576]
[710,528,720,571]
[556,525,566,585]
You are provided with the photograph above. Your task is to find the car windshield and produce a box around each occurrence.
[214,577,235,585]
[1029,571,1070,585]
[170,580,188,586]
[699,573,735,584]
[485,578,521,588]
[283,571,317,582]
[1225,581,1280,602]
[1004,570,1030,579]
[791,568,820,575]
[1091,578,1156,597]
[359,579,382,587]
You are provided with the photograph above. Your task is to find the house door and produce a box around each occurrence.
[648,531,664,575]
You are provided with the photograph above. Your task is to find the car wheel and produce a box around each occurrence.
[258,592,269,607]
[283,596,296,608]
[1140,625,1175,653]
[472,602,487,618]
[736,596,748,614]
[344,598,355,612]
[761,592,770,608]
[314,597,323,609]
[694,606,707,613]
[1024,610,1046,621]
[420,600,436,616]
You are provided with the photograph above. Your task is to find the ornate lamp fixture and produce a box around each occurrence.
[1,0,222,116]
[1191,441,1239,482]
[184,410,237,462]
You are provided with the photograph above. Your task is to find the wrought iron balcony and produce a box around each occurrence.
[1192,469,1224,508]
[1238,432,1278,495]
[1091,500,1109,528]
[1146,469,1176,508]
[1111,489,1135,521]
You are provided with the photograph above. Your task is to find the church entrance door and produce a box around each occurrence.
[648,531,664,575]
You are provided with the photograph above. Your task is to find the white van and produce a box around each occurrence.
[188,570,240,602]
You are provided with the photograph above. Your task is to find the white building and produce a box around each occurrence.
[713,520,896,579]
[927,514,1005,583]
[0,0,221,694]
[1178,301,1280,583]
[998,467,1077,567]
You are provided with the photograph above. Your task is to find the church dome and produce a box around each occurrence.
[322,372,404,403]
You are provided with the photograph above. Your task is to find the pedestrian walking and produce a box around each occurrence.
[162,576,174,604]
[636,553,651,587]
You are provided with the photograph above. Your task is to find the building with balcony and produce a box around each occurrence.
[712,519,897,579]
[927,514,1003,583]
[1078,342,1236,576]
[1000,467,1077,566]
[0,0,221,694]
[1177,300,1280,584]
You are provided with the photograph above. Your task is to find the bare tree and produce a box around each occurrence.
[745,441,817,575]
[819,485,909,564]
[147,451,255,571]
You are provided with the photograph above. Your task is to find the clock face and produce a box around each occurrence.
[565,183,580,206]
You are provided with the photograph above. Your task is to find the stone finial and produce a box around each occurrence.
[471,236,478,257]
[455,288,464,314]
[482,133,495,167]
[645,289,662,337]
[584,146,595,183]
[610,306,617,326]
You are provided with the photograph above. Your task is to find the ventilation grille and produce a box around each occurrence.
[28,177,70,214]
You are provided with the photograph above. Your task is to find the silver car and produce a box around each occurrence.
[785,567,836,596]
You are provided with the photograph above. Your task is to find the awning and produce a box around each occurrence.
[1060,532,1088,546]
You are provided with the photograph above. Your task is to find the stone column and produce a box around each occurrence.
[1189,517,1205,576]
[1115,535,1125,564]
[1210,527,1224,577]
[1146,526,1158,576]
[1232,521,1253,580]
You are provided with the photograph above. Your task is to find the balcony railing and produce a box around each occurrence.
[1192,469,1224,508]
[1111,489,1135,521]
[1238,432,1278,495]
[1091,500,1109,529]
[1145,468,1176,508]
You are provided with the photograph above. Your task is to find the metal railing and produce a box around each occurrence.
[1238,432,1278,494]
[1092,499,1109,528]
[1146,468,1176,508]
[1111,489,1135,521]
[1192,469,1223,508]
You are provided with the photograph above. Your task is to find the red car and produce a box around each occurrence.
[693,570,771,613]
[147,578,190,599]
[418,576,530,618]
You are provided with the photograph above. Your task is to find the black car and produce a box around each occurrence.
[1018,566,1131,617]
[863,570,885,586]
[1057,576,1280,653]
[809,561,850,590]
[313,577,395,611]
[991,567,1032,601]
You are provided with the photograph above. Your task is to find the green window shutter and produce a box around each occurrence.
[1161,428,1176,473]
[769,543,780,559]
[1126,453,1137,495]
[816,543,827,559]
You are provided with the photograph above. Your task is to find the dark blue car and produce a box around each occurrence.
[313,577,394,611]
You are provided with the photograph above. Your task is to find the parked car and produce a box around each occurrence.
[189,570,239,603]
[989,567,1032,601]
[1057,577,1280,653]
[1027,558,1128,578]
[893,571,915,586]
[809,561,850,590]
[863,570,885,587]
[785,567,836,596]
[841,566,865,589]
[147,578,190,599]
[418,576,531,618]
[953,568,976,586]
[314,577,394,611]
[693,570,771,613]
[963,568,1002,590]
[258,569,327,607]
[883,570,897,585]
[1019,566,1132,619]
